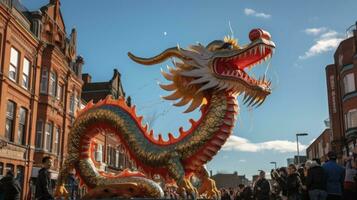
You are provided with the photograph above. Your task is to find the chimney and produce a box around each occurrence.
[82,73,92,84]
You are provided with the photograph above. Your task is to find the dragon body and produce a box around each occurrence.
[55,28,275,199]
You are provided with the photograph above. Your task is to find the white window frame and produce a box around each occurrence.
[343,73,356,94]
[53,126,60,155]
[44,122,53,152]
[35,120,43,149]
[9,47,19,82]
[345,109,357,129]
[5,101,16,142]
[40,68,48,94]
[49,72,57,97]
[18,107,27,145]
[56,84,62,101]
[95,144,103,162]
[22,58,30,89]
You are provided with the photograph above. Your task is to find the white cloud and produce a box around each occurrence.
[299,29,344,59]
[223,135,306,153]
[239,159,246,162]
[244,8,271,19]
[304,27,327,36]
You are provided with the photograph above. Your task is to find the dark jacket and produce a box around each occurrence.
[306,165,326,191]
[254,178,270,200]
[286,173,302,197]
[0,176,21,200]
[240,186,255,200]
[322,160,345,195]
[35,168,54,200]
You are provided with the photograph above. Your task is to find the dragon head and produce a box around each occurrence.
[128,29,275,113]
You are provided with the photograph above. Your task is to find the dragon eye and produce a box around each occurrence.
[221,43,233,49]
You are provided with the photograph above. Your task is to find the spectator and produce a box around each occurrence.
[322,151,345,200]
[235,184,245,200]
[285,164,302,200]
[0,171,21,200]
[306,160,327,200]
[343,152,357,200]
[298,166,308,200]
[35,156,54,200]
[240,186,254,200]
[221,188,231,200]
[253,170,270,200]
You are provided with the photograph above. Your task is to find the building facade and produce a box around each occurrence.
[211,172,249,188]
[326,22,357,160]
[306,128,332,163]
[82,70,133,174]
[0,0,83,199]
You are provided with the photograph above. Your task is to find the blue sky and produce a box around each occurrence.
[23,0,357,179]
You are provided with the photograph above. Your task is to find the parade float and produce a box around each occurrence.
[55,28,275,199]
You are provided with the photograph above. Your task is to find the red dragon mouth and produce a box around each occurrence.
[212,29,275,91]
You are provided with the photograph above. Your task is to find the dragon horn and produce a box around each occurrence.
[128,47,186,66]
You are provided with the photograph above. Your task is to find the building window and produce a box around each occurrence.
[40,68,48,93]
[69,93,75,114]
[5,101,16,142]
[95,144,103,162]
[0,162,3,175]
[5,164,14,174]
[115,150,119,168]
[22,58,30,89]
[16,165,25,188]
[75,91,80,112]
[18,107,27,145]
[343,73,356,94]
[57,84,63,101]
[49,72,57,96]
[44,122,53,152]
[345,109,357,129]
[9,47,19,81]
[35,120,43,149]
[53,127,60,155]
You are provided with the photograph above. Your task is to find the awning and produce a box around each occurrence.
[31,167,58,180]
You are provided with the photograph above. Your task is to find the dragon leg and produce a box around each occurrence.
[168,157,198,198]
[196,166,220,200]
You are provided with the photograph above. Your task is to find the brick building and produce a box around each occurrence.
[82,70,133,174]
[0,0,83,198]
[211,172,249,188]
[325,22,357,160]
[306,128,332,162]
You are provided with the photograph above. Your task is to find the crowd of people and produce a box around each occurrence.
[0,151,356,200]
[0,156,54,200]
[220,150,357,200]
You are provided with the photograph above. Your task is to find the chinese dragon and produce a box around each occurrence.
[55,28,275,199]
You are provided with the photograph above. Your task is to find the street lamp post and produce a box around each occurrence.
[296,133,308,165]
[270,161,277,169]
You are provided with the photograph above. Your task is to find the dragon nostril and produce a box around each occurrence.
[249,29,271,41]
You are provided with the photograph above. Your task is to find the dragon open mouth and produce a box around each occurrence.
[212,29,275,93]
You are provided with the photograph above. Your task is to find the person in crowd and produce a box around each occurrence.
[253,170,270,200]
[272,167,289,199]
[35,156,54,200]
[306,159,327,200]
[221,188,231,200]
[240,186,255,200]
[343,151,357,200]
[322,151,345,200]
[235,184,245,200]
[0,171,21,200]
[285,164,302,200]
[298,165,308,200]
